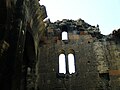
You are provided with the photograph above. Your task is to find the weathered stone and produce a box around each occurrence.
[0,0,120,90]
[35,18,120,90]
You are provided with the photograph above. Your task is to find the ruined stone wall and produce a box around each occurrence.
[36,19,120,90]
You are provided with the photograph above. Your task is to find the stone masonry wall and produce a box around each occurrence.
[36,19,120,90]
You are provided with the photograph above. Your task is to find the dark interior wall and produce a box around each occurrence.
[0,0,46,90]
[0,0,7,40]
[0,0,7,24]
[0,0,14,90]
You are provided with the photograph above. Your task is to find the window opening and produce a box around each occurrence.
[59,54,66,74]
[68,54,75,74]
[62,31,68,40]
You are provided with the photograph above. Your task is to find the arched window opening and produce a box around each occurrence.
[62,31,68,40]
[59,54,66,74]
[68,54,75,74]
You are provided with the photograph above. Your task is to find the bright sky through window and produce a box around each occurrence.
[59,54,66,74]
[68,54,75,74]
[62,31,68,40]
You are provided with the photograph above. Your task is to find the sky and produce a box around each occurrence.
[40,0,120,35]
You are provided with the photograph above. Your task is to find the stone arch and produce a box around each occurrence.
[21,28,36,90]
[24,29,36,69]
[21,27,36,90]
